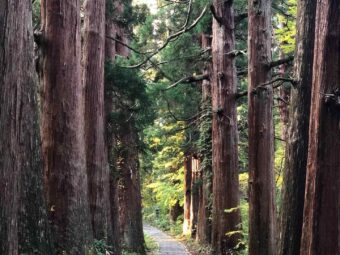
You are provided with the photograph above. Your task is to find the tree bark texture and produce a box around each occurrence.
[196,33,213,244]
[105,1,123,253]
[190,156,200,238]
[300,1,340,254]
[183,154,192,235]
[211,1,242,253]
[40,0,93,252]
[105,63,121,255]
[0,1,52,254]
[117,121,145,254]
[83,0,112,242]
[278,1,316,254]
[248,0,276,254]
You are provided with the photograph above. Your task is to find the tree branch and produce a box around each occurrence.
[123,4,208,69]
[33,30,43,46]
[266,55,294,69]
[164,74,209,90]
[235,12,248,23]
[210,5,223,24]
[106,36,150,55]
[236,77,297,99]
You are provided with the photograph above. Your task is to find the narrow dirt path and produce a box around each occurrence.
[143,224,191,255]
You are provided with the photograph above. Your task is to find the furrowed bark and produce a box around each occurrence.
[196,33,213,244]
[105,1,122,253]
[117,121,145,254]
[300,1,340,254]
[83,0,112,242]
[0,1,52,254]
[247,0,276,254]
[40,0,93,252]
[278,1,316,254]
[211,0,242,253]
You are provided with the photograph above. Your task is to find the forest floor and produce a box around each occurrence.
[143,224,191,255]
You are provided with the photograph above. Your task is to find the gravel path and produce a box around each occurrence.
[143,224,191,255]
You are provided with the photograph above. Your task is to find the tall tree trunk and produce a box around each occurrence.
[197,33,213,244]
[105,66,121,255]
[278,1,316,254]
[190,156,200,238]
[105,2,122,253]
[248,0,276,254]
[83,0,112,242]
[183,154,192,235]
[40,0,93,252]
[211,1,242,253]
[117,121,145,254]
[0,1,52,254]
[300,1,340,254]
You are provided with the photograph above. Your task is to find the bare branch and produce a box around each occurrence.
[122,4,208,69]
[106,36,150,55]
[236,77,297,99]
[164,74,209,90]
[266,55,294,69]
[235,12,248,23]
[225,49,247,58]
[210,5,223,24]
[259,77,297,88]
[180,0,193,30]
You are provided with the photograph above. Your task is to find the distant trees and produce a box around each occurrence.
[183,155,193,235]
[196,33,213,244]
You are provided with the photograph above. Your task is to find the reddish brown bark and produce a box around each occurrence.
[190,156,200,238]
[0,1,52,254]
[196,33,213,244]
[40,0,92,252]
[83,0,112,241]
[211,0,242,253]
[248,0,276,254]
[105,0,130,59]
[105,2,124,254]
[117,121,145,254]
[278,1,316,254]
[183,155,192,235]
[300,1,340,254]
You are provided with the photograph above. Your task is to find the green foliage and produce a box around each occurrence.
[142,121,186,211]
[273,0,297,54]
[144,234,159,255]
[32,0,41,28]
[105,60,155,134]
